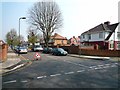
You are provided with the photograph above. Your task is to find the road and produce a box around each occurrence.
[2,51,119,88]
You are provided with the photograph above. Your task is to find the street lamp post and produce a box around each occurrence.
[18,17,26,56]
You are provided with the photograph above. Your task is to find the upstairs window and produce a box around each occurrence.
[88,34,91,40]
[117,32,120,39]
[99,32,103,38]
[83,35,85,39]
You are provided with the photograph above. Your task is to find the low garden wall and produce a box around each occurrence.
[52,46,120,57]
[80,49,120,57]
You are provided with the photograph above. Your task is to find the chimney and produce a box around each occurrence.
[104,21,110,25]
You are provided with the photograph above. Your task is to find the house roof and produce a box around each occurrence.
[105,22,119,40]
[51,33,67,40]
[81,22,119,35]
[81,23,107,35]
[81,21,120,40]
[0,40,5,45]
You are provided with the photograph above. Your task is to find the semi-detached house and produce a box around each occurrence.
[80,21,120,50]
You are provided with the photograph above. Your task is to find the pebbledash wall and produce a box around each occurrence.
[55,46,120,57]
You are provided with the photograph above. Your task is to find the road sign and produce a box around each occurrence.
[34,52,41,60]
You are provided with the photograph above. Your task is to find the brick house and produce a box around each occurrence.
[69,36,80,46]
[49,33,68,46]
[80,21,120,50]
[40,33,68,46]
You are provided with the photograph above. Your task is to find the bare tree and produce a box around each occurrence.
[28,1,63,47]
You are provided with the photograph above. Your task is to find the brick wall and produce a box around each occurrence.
[51,46,120,57]
[0,44,8,62]
[80,49,120,57]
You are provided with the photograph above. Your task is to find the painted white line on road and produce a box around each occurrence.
[111,65,117,67]
[89,67,93,69]
[115,63,118,65]
[94,67,102,70]
[64,60,88,67]
[78,64,87,67]
[97,67,103,69]
[89,66,96,69]
[3,80,16,84]
[37,76,47,79]
[64,60,78,65]
[65,72,74,75]
[98,65,104,67]
[50,74,61,77]
[77,70,85,72]
[103,66,110,68]
[21,80,28,83]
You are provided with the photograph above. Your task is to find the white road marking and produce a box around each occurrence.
[89,66,96,69]
[111,65,117,67]
[50,74,61,77]
[98,65,104,67]
[97,67,103,69]
[21,80,28,83]
[65,72,74,75]
[103,66,110,68]
[3,80,16,84]
[94,67,102,70]
[37,76,47,79]
[77,70,85,72]
[89,66,94,69]
[64,60,88,67]
[115,63,118,65]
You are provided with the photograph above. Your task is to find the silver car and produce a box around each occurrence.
[33,45,43,51]
[18,47,27,54]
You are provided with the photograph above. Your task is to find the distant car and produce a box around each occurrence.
[17,47,28,54]
[32,45,43,51]
[52,48,68,56]
[14,46,19,52]
[43,47,53,54]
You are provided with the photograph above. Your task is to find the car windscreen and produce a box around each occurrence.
[58,48,65,52]
[19,47,26,49]
[35,45,42,48]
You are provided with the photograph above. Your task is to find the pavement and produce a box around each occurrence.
[0,47,31,76]
[0,47,119,76]
[68,54,120,61]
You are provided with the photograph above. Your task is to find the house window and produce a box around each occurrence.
[110,43,114,48]
[83,35,85,39]
[117,43,120,49]
[88,34,91,40]
[61,40,64,44]
[117,32,120,39]
[99,32,103,38]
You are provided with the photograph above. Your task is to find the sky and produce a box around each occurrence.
[0,0,120,41]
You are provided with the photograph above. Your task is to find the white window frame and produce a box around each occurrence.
[99,32,103,38]
[88,34,91,40]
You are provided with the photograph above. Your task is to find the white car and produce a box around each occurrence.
[33,45,43,51]
[18,47,27,54]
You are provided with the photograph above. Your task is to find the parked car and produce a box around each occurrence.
[32,45,43,51]
[17,47,28,54]
[43,47,53,54]
[52,48,68,56]
[14,46,19,52]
